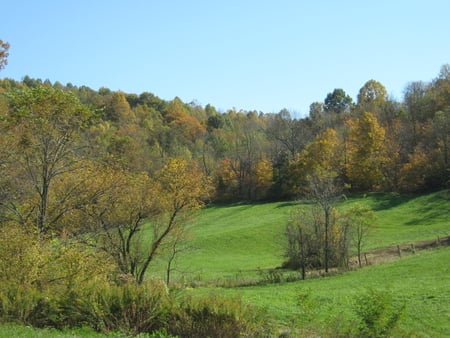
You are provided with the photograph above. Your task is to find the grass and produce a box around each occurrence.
[2,190,448,336]
[150,190,449,284]
[341,190,450,249]
[204,245,450,337]
[0,324,108,337]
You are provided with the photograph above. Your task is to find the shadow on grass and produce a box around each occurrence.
[368,192,415,211]
[403,192,450,226]
[275,201,299,209]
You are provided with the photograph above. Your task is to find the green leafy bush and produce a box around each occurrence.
[353,288,404,338]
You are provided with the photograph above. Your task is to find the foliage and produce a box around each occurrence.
[0,39,9,71]
[353,288,404,338]
[346,112,387,190]
[2,63,450,202]
[289,128,342,194]
[167,293,269,338]
[3,86,91,235]
[0,224,46,288]
[81,281,170,335]
[344,204,375,267]
[324,88,353,114]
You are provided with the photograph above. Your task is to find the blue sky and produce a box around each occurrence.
[1,0,449,116]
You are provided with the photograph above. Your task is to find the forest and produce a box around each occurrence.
[0,37,449,336]
[1,67,449,203]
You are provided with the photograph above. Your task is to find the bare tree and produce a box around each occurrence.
[306,171,342,273]
[345,204,375,268]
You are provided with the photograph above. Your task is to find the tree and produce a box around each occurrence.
[137,158,213,284]
[433,110,450,180]
[105,91,133,123]
[356,79,388,118]
[344,204,375,268]
[216,112,267,200]
[266,109,310,160]
[254,157,273,200]
[403,81,432,146]
[0,39,9,71]
[285,208,317,280]
[346,112,387,191]
[307,171,342,273]
[285,170,347,277]
[82,158,213,284]
[4,86,91,235]
[324,88,353,114]
[429,64,450,113]
[289,128,342,193]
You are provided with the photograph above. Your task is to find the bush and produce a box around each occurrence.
[167,293,270,338]
[353,288,404,338]
[81,280,170,335]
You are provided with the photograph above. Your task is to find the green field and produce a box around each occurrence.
[1,191,449,337]
[200,246,450,337]
[151,190,450,285]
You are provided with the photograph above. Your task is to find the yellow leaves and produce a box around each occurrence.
[164,98,206,142]
[45,240,115,294]
[346,112,387,190]
[399,150,434,192]
[255,157,273,188]
[289,128,341,192]
[0,224,45,287]
[157,158,214,212]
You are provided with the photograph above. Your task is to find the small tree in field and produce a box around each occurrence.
[285,209,316,280]
[285,168,352,276]
[306,170,342,273]
[345,204,375,267]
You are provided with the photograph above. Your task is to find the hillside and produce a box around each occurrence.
[149,190,450,284]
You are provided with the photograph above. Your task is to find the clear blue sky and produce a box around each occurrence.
[2,0,449,116]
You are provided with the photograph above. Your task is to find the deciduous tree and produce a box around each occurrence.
[344,204,375,267]
[346,112,387,191]
[356,79,387,116]
[4,86,91,235]
[81,158,213,284]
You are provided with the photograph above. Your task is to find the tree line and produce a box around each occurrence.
[1,67,449,203]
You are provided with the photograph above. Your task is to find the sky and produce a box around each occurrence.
[1,0,449,116]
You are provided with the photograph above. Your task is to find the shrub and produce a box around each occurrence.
[167,293,270,338]
[81,280,170,335]
[353,288,404,338]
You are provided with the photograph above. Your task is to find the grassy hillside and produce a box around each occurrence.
[2,191,447,337]
[204,245,450,337]
[150,190,449,284]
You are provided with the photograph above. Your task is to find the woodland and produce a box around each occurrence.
[0,39,449,336]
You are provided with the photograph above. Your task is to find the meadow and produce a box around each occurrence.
[152,190,450,285]
[1,190,449,337]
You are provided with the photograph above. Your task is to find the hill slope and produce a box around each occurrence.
[150,191,449,284]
